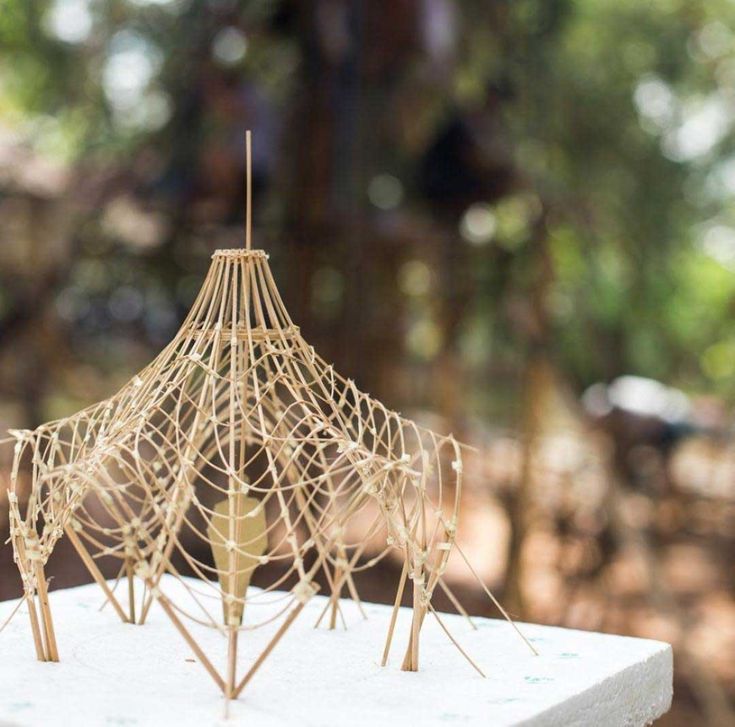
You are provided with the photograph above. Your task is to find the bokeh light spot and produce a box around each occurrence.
[407,318,442,359]
[460,203,496,245]
[103,30,163,125]
[43,0,93,44]
[700,225,735,271]
[398,260,432,297]
[702,341,735,380]
[368,174,403,210]
[213,27,248,66]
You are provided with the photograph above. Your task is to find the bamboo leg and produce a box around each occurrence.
[138,590,155,625]
[455,542,539,656]
[327,529,349,629]
[26,590,47,661]
[313,537,371,630]
[125,557,136,624]
[34,562,59,662]
[428,605,485,678]
[138,495,190,625]
[344,571,367,620]
[155,591,225,694]
[291,487,346,630]
[314,592,347,630]
[65,526,129,624]
[232,601,306,699]
[14,538,47,661]
[406,584,423,672]
[401,576,426,672]
[438,578,477,630]
[227,628,238,698]
[137,580,149,625]
[98,562,125,612]
[328,566,342,630]
[381,560,408,666]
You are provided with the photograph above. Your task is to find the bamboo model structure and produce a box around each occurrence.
[6,133,535,699]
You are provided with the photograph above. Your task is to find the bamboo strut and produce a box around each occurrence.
[34,563,59,662]
[125,558,136,625]
[26,593,46,662]
[0,594,27,636]
[232,599,308,698]
[98,562,125,612]
[65,526,130,624]
[455,542,539,656]
[429,604,486,678]
[381,560,408,666]
[13,537,46,661]
[154,591,225,693]
[438,578,477,630]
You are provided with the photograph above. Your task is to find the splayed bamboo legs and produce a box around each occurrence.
[34,562,59,662]
[232,598,311,699]
[15,566,59,663]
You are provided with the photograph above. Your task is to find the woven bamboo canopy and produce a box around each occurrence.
[6,133,534,699]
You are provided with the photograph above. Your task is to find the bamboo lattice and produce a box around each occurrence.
[5,134,534,699]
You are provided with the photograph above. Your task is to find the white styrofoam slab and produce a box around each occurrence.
[0,576,671,727]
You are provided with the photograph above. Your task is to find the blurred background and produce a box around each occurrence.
[0,1,734,723]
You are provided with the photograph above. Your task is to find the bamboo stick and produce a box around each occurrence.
[438,578,477,630]
[12,537,46,661]
[381,560,408,666]
[34,563,59,662]
[232,601,306,698]
[428,604,485,678]
[125,558,136,625]
[65,526,129,624]
[155,592,225,694]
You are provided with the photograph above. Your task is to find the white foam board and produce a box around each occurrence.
[0,576,672,726]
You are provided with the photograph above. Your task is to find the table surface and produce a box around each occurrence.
[0,575,672,727]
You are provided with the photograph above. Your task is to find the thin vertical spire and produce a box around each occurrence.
[245,130,252,251]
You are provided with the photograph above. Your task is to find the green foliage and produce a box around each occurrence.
[457,0,735,396]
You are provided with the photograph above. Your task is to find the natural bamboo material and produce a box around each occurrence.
[6,131,534,699]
